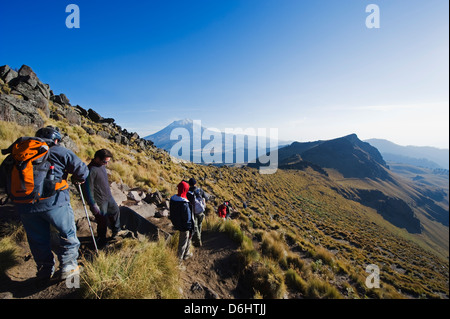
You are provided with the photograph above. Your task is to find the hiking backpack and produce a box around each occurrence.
[188,189,206,215]
[0,137,68,204]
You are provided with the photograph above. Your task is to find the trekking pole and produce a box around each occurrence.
[76,183,98,254]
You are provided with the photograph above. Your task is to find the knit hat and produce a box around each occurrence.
[188,178,197,186]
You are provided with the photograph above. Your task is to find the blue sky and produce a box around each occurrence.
[1,0,448,148]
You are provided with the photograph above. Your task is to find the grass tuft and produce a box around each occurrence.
[80,238,181,299]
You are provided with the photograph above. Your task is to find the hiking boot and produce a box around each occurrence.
[61,265,82,280]
[36,265,55,281]
[96,236,107,248]
[183,252,193,260]
[192,239,202,247]
[111,230,128,238]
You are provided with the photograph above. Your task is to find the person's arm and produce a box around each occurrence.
[82,168,100,215]
[61,148,89,182]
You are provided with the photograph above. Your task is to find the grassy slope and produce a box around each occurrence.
[1,109,448,298]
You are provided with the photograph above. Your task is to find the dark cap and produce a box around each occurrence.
[188,178,197,186]
[36,126,62,142]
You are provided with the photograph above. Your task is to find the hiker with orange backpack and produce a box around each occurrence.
[0,126,89,281]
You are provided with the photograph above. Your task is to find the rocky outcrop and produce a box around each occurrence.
[6,65,50,115]
[0,64,154,151]
[1,65,48,127]
[0,94,45,128]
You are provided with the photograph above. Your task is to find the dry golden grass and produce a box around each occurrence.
[0,236,21,276]
[81,238,181,299]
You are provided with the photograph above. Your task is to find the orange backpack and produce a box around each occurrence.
[0,137,68,204]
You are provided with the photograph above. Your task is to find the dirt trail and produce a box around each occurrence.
[0,205,248,299]
[180,230,247,299]
[149,215,250,299]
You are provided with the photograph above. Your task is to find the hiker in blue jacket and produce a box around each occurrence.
[13,126,89,281]
[83,149,121,247]
[169,180,194,262]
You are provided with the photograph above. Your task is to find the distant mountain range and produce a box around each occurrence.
[144,119,290,164]
[146,120,449,171]
[365,138,449,169]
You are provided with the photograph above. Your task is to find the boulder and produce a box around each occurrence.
[82,125,95,135]
[64,107,81,125]
[87,108,102,122]
[127,190,142,202]
[126,202,157,219]
[9,81,49,116]
[96,130,110,139]
[0,94,45,127]
[155,209,169,218]
[75,105,88,117]
[143,190,163,205]
[0,65,18,83]
[119,206,159,240]
[110,182,128,205]
[52,93,71,106]
[99,118,115,124]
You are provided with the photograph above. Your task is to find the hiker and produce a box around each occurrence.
[82,149,122,247]
[1,126,89,281]
[187,177,207,247]
[217,201,232,220]
[169,180,194,262]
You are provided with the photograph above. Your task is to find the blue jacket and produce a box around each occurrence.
[169,195,193,232]
[14,141,89,213]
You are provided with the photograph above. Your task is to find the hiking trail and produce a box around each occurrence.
[0,204,246,299]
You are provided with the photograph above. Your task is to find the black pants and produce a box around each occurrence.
[94,197,120,239]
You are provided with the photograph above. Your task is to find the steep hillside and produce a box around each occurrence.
[0,65,448,299]
[266,134,449,249]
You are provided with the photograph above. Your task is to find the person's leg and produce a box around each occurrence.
[19,212,55,278]
[192,214,200,246]
[95,201,109,241]
[192,213,204,246]
[45,204,80,274]
[197,213,204,245]
[177,231,192,261]
[106,197,121,235]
